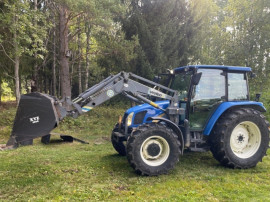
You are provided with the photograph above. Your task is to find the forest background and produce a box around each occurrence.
[0,0,269,106]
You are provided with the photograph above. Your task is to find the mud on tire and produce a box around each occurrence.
[126,123,181,176]
[210,108,269,168]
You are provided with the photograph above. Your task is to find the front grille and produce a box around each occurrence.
[134,111,147,125]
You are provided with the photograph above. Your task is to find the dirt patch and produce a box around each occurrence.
[94,136,110,145]
[0,101,17,110]
[0,144,15,151]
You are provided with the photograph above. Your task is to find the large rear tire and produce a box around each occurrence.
[210,108,269,168]
[126,123,181,176]
[111,123,126,156]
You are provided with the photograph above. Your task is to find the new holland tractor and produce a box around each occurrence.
[6,65,270,176]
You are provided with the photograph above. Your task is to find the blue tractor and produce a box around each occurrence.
[6,65,270,176]
[111,65,269,175]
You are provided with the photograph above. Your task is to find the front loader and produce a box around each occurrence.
[6,65,270,176]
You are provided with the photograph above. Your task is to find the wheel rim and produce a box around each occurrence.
[140,136,170,166]
[230,121,261,159]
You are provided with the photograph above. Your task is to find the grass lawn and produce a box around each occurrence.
[0,102,270,201]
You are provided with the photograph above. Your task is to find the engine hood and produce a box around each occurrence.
[124,100,170,127]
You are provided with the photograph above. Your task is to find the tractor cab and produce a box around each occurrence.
[170,65,251,132]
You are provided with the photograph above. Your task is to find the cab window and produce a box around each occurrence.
[171,72,192,101]
[228,73,248,100]
[193,69,225,101]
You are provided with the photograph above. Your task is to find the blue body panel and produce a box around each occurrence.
[125,100,169,128]
[203,101,266,135]
[125,100,266,136]
[174,65,252,73]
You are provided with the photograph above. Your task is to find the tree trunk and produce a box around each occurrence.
[14,25,20,104]
[0,78,2,105]
[59,5,71,99]
[49,79,52,95]
[32,0,38,92]
[58,69,61,97]
[52,14,57,96]
[78,56,82,94]
[43,66,47,93]
[85,22,91,90]
[15,54,20,104]
[77,17,82,94]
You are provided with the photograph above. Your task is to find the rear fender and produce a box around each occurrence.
[203,101,266,135]
[147,117,184,154]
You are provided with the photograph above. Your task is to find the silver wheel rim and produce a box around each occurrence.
[230,121,261,159]
[140,136,170,166]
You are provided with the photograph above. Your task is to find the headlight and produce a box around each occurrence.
[126,112,134,126]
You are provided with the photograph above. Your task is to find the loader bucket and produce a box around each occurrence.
[6,93,60,147]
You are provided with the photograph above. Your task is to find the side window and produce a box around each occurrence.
[228,73,248,100]
[193,69,225,101]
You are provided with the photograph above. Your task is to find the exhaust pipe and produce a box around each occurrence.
[6,93,66,147]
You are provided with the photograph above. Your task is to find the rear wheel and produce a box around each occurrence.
[126,123,181,176]
[210,108,269,168]
[111,123,126,156]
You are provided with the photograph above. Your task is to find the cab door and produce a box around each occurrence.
[189,69,226,131]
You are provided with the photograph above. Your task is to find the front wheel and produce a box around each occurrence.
[126,123,181,176]
[111,123,126,156]
[210,108,269,168]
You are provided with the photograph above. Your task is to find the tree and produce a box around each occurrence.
[58,3,72,98]
[122,0,198,77]
[188,0,222,64]
[220,0,270,91]
[0,0,48,103]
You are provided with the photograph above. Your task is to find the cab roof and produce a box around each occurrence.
[174,65,252,73]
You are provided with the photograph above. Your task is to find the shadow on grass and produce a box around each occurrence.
[100,153,138,176]
[180,150,222,168]
[41,136,88,145]
[100,150,222,177]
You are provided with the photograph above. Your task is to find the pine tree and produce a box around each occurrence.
[122,0,197,76]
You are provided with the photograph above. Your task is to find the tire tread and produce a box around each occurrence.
[210,108,269,168]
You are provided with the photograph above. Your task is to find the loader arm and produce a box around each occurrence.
[71,72,179,117]
[7,71,182,147]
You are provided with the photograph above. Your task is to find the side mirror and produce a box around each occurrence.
[255,93,261,102]
[250,72,256,78]
[192,72,202,85]
[153,76,160,83]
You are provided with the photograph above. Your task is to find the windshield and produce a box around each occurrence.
[170,72,192,101]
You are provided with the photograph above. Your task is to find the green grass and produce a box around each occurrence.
[0,102,270,201]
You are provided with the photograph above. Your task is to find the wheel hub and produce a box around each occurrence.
[140,136,170,166]
[237,135,244,143]
[147,143,161,157]
[230,121,261,159]
[231,125,250,151]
